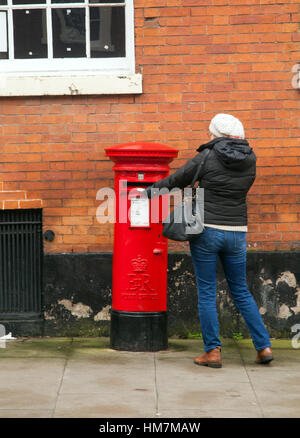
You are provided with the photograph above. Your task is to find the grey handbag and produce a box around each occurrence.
[162,149,211,242]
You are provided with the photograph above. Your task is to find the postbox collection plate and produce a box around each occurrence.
[130,196,149,227]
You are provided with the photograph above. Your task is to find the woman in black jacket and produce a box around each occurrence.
[147,113,273,368]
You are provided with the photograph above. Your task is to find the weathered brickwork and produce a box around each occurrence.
[0,0,299,253]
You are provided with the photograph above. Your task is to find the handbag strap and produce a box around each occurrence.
[190,148,211,188]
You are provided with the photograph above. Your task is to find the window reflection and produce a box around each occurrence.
[13,0,46,4]
[0,11,8,58]
[90,7,125,58]
[89,0,124,3]
[3,3,126,60]
[52,8,86,58]
[51,0,83,3]
[13,9,47,58]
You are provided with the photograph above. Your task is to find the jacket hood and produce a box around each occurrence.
[197,137,254,170]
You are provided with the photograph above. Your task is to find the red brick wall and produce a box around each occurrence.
[0,0,299,253]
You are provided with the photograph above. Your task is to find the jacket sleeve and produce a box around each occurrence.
[150,150,207,192]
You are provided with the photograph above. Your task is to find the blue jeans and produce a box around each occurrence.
[189,227,271,353]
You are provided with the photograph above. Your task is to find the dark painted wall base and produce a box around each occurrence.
[1,252,300,340]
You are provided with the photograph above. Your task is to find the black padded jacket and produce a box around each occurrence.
[149,137,256,227]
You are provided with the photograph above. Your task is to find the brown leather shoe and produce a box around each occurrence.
[255,347,273,364]
[194,347,222,368]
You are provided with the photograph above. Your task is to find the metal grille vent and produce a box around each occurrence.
[0,209,43,315]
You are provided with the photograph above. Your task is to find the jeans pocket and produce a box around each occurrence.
[234,232,247,250]
[193,227,216,250]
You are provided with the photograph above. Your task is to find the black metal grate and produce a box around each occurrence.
[0,209,43,315]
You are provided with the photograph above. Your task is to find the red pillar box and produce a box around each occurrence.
[105,142,178,351]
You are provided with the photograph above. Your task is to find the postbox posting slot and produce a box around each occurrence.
[125,181,153,187]
[120,181,152,198]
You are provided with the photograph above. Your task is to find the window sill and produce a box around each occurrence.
[0,73,143,96]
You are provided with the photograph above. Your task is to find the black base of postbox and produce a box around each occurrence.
[110,309,168,352]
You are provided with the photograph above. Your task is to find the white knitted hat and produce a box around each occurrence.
[209,113,245,139]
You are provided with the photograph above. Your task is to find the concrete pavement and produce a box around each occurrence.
[0,337,299,418]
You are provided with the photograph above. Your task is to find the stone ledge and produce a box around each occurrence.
[0,74,143,97]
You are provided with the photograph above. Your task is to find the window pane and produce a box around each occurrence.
[13,9,47,59]
[52,0,83,3]
[0,0,7,4]
[90,7,125,58]
[52,8,86,58]
[0,11,8,59]
[13,0,46,4]
[89,0,125,3]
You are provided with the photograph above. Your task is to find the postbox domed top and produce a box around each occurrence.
[105,142,178,159]
[105,142,178,173]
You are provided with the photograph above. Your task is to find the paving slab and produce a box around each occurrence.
[0,337,299,419]
[0,410,52,418]
[0,358,66,410]
[53,392,157,418]
[155,340,262,418]
[60,354,155,395]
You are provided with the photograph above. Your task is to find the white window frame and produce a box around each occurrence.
[0,0,142,96]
